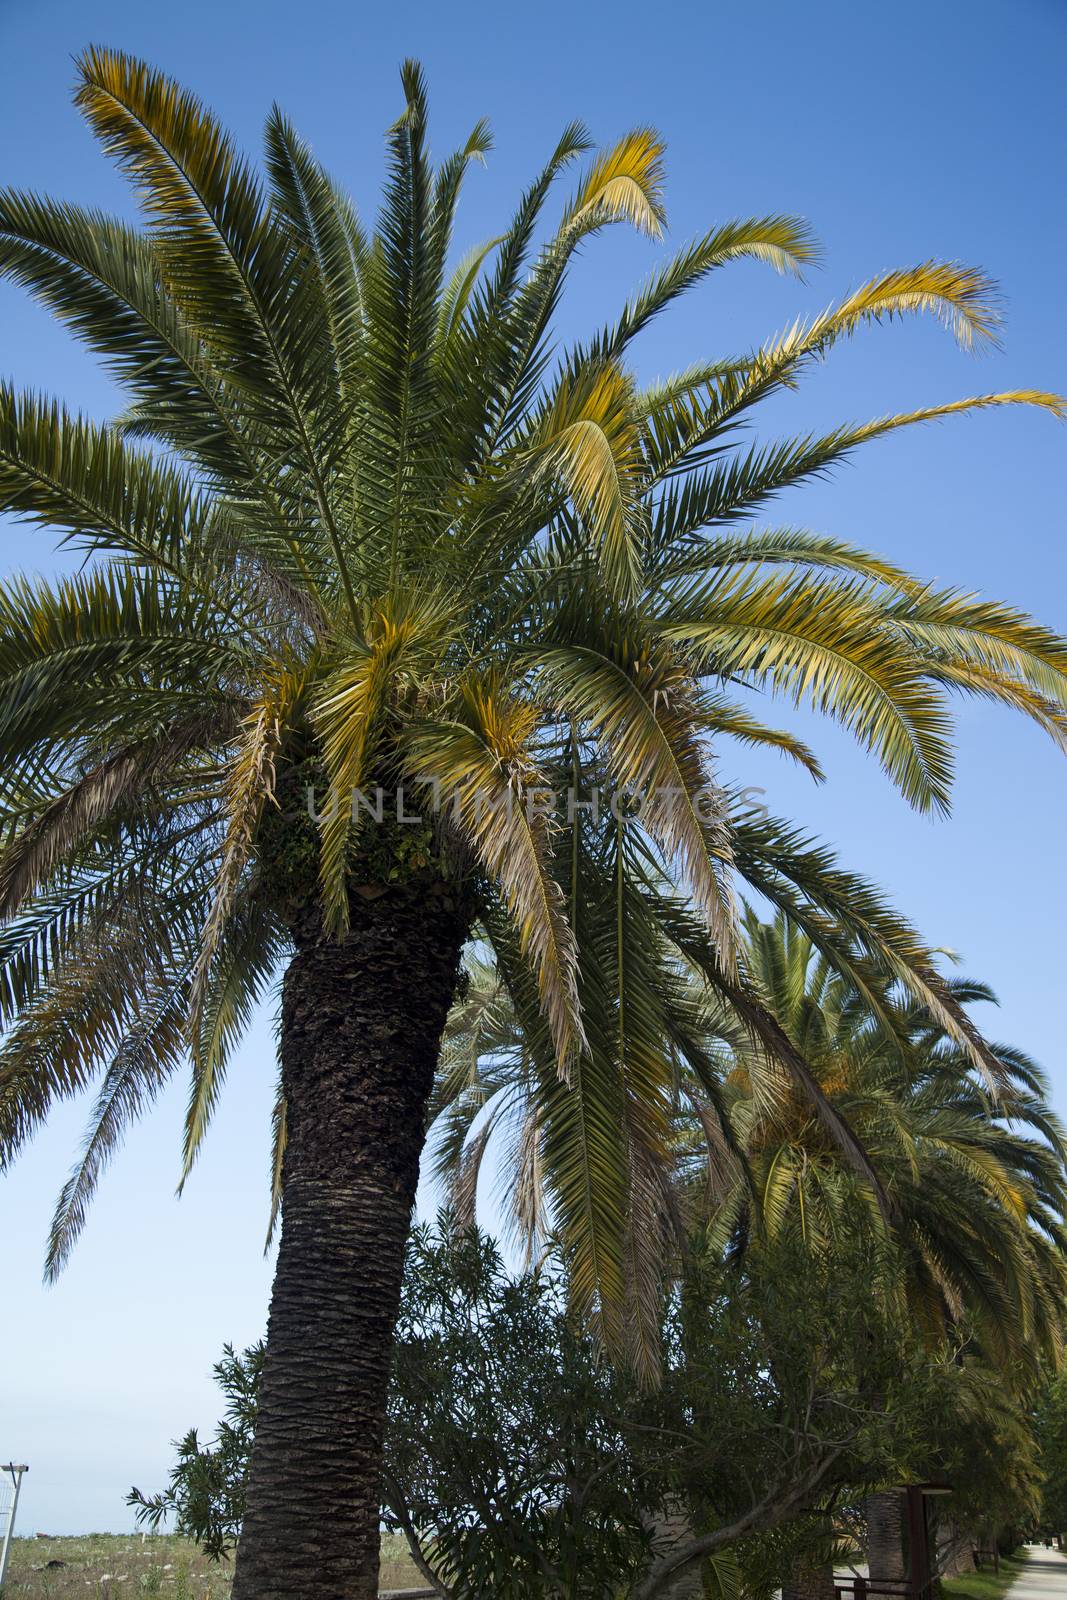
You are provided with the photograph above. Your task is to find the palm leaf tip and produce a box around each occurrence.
[570,128,668,238]
[842,262,1004,352]
[395,59,429,128]
[729,214,822,278]
[462,118,494,163]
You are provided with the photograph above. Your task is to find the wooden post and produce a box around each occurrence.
[906,1487,931,1600]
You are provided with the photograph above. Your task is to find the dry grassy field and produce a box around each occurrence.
[0,1532,423,1596]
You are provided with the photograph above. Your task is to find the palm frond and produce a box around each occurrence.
[527,363,648,601]
[534,640,737,963]
[405,683,583,1071]
[564,129,667,240]
[45,961,192,1277]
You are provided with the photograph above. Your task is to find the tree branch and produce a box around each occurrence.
[634,1446,848,1600]
[381,1471,455,1600]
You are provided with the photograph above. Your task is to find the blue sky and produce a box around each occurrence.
[1,0,1064,1536]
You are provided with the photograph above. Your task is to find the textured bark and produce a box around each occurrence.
[783,1559,838,1600]
[231,873,468,1600]
[642,1499,705,1598]
[867,1490,906,1581]
[937,1523,975,1577]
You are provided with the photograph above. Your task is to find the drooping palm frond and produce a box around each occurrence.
[46,958,194,1278]
[720,913,1067,1375]
[405,682,583,1071]
[563,128,667,240]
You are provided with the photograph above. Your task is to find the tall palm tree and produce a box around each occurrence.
[1,52,1066,1597]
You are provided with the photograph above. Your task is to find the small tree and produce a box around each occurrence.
[129,1342,263,1559]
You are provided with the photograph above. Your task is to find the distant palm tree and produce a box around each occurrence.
[723,913,1067,1588]
[1,51,1065,1598]
[729,912,1067,1352]
[742,915,1067,1587]
[439,913,1067,1364]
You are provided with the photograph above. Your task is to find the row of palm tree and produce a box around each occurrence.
[439,910,1067,1584]
[1,53,1065,1597]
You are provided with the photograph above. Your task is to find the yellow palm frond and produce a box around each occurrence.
[804,262,1004,353]
[659,573,957,812]
[565,128,666,239]
[931,660,1067,751]
[641,269,1051,489]
[183,670,299,1176]
[312,593,450,932]
[531,363,648,601]
[189,679,287,1019]
[843,388,1065,441]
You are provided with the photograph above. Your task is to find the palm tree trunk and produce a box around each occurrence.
[783,1559,837,1600]
[866,1491,906,1582]
[937,1522,975,1577]
[642,1499,705,1598]
[231,874,468,1600]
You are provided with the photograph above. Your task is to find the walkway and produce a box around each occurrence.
[1008,1549,1067,1600]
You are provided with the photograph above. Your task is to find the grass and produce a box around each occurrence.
[0,1532,423,1597]
[941,1552,1026,1600]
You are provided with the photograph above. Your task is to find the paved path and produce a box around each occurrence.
[1008,1549,1067,1600]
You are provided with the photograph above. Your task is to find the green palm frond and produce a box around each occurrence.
[183,893,285,1183]
[263,107,367,417]
[0,384,214,575]
[597,214,818,361]
[46,959,193,1278]
[74,48,296,397]
[533,639,737,962]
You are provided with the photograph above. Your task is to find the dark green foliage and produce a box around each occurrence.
[141,1219,964,1598]
[1035,1375,1067,1537]
[385,1222,652,1597]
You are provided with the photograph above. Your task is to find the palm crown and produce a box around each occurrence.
[2,51,1066,1362]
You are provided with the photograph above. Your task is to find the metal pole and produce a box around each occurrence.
[0,1463,28,1590]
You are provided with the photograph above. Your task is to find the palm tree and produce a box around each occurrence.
[731,913,1067,1358]
[435,915,1067,1349]
[1,51,1066,1597]
[724,913,1067,1586]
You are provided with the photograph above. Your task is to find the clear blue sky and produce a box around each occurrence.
[1,0,1064,1536]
